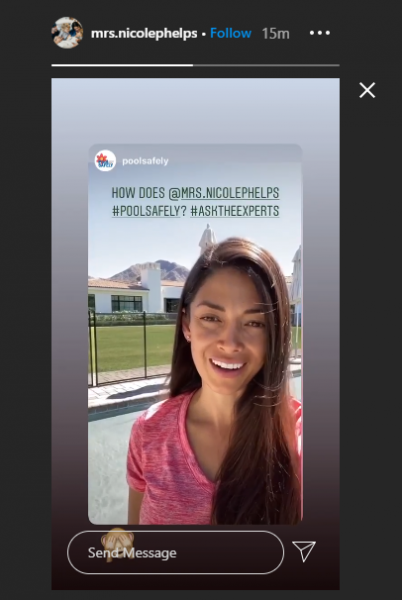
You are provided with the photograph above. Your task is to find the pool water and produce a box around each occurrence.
[88,376,301,524]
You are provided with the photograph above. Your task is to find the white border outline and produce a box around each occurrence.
[67,530,285,575]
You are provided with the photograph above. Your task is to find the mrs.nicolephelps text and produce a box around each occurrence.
[111,186,281,200]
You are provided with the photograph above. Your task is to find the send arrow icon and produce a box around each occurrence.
[292,541,316,563]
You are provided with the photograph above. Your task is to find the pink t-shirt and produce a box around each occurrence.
[127,390,302,525]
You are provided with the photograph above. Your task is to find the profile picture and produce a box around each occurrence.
[51,17,83,49]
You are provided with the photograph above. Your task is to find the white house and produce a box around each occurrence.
[89,267,296,316]
[285,274,301,325]
[88,227,300,318]
[88,264,184,314]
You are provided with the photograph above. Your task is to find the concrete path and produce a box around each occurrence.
[88,361,301,415]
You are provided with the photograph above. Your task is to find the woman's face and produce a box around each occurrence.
[184,268,267,396]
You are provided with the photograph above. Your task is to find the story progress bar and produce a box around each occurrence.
[51,63,340,67]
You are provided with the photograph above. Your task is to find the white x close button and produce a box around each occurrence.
[359,82,376,98]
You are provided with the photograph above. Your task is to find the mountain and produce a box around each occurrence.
[108,260,189,283]
[108,265,141,283]
[155,260,189,281]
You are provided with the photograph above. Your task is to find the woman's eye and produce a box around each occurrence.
[200,315,220,322]
[247,321,265,328]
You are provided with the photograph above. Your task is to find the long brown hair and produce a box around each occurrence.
[169,237,301,524]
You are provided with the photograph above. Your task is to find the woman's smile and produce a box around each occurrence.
[209,358,247,378]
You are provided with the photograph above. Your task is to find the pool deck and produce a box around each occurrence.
[88,357,302,415]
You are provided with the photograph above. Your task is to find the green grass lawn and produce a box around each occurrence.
[88,324,302,374]
[88,325,175,373]
[291,326,302,350]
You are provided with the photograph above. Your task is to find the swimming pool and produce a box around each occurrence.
[88,376,301,524]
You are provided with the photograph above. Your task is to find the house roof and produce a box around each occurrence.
[88,278,149,291]
[161,280,185,287]
[89,276,290,290]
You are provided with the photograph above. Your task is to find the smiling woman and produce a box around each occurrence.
[126,237,302,525]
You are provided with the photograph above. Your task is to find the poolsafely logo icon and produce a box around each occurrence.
[95,149,116,171]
